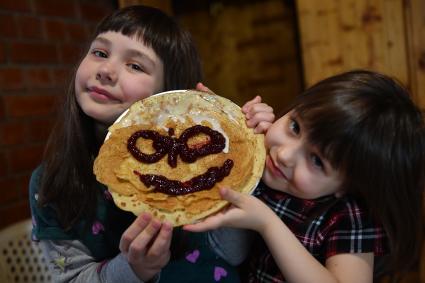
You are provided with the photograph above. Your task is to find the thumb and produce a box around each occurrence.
[219,187,244,207]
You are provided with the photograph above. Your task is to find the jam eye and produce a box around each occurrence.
[127,125,225,168]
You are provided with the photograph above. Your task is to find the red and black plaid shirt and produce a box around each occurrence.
[248,182,387,283]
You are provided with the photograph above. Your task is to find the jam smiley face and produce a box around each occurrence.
[128,125,234,195]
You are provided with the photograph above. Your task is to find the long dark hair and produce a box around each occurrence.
[38,5,203,230]
[291,70,425,274]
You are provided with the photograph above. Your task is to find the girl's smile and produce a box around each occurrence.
[265,155,288,182]
[87,86,121,103]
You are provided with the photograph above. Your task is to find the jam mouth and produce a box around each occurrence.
[134,159,234,195]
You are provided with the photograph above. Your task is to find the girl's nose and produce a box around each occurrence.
[96,63,117,83]
[276,143,299,168]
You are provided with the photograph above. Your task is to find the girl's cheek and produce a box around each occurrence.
[122,80,156,101]
[264,131,279,151]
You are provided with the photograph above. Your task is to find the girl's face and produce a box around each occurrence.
[75,31,164,125]
[263,111,343,199]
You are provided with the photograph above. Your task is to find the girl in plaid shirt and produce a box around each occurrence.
[186,70,425,283]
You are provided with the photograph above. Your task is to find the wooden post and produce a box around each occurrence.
[404,0,425,108]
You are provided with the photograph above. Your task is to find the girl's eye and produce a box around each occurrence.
[289,119,300,135]
[92,50,107,58]
[310,154,324,170]
[128,63,144,72]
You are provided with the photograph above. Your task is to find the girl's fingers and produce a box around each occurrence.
[219,187,244,207]
[146,222,173,257]
[242,96,262,112]
[254,121,273,134]
[195,82,208,92]
[183,214,222,232]
[120,212,152,253]
[246,112,275,128]
[247,103,274,116]
[184,189,248,232]
[196,82,215,94]
[127,219,162,262]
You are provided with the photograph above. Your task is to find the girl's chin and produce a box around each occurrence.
[83,107,120,125]
[261,171,289,192]
[89,113,115,125]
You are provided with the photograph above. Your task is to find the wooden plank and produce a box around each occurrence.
[404,0,425,108]
[296,0,408,87]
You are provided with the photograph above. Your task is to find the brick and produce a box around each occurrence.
[0,14,18,38]
[25,67,52,88]
[0,67,25,90]
[0,177,20,205]
[17,15,43,39]
[66,22,88,41]
[59,43,85,64]
[28,118,54,143]
[80,2,113,23]
[0,200,30,229]
[4,94,57,118]
[7,144,44,173]
[10,41,58,64]
[52,67,73,87]
[44,19,66,41]
[0,0,31,12]
[0,121,28,146]
[35,0,76,18]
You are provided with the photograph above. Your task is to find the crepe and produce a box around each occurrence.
[94,90,265,226]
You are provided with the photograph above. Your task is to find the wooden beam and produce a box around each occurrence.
[296,0,408,87]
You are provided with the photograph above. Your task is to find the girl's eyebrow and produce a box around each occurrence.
[125,49,156,69]
[93,36,111,46]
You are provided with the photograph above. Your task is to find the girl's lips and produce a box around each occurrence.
[88,87,120,102]
[266,155,288,181]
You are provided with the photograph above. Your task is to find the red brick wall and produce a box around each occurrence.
[0,0,116,229]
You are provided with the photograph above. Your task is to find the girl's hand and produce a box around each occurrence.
[119,213,173,281]
[242,96,275,134]
[184,187,274,232]
[195,82,215,94]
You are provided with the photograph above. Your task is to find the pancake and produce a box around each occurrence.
[94,90,265,226]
